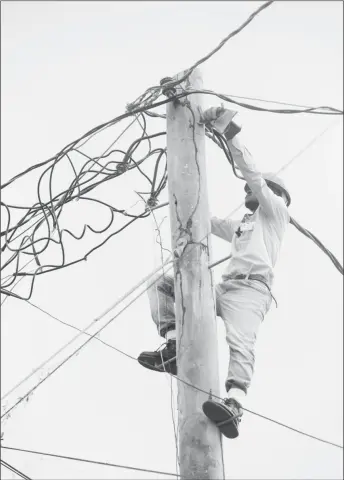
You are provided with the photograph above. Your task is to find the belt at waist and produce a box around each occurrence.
[223,273,277,307]
[225,273,270,287]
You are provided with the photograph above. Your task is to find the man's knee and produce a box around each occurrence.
[147,273,174,298]
[157,274,175,299]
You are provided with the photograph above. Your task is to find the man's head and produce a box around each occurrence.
[244,174,291,212]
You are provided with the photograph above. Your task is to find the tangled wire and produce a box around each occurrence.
[1,0,343,301]
[1,112,168,300]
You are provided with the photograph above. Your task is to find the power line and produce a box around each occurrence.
[2,109,342,424]
[222,94,316,110]
[1,68,341,300]
[0,459,32,480]
[1,0,342,457]
[171,374,344,450]
[1,115,168,301]
[1,445,179,478]
[1,256,172,402]
[3,118,342,415]
[162,118,344,275]
[1,263,173,418]
[128,1,275,111]
[4,298,343,451]
[174,89,343,115]
[127,1,342,117]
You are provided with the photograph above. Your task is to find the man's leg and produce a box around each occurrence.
[203,280,271,438]
[137,272,177,374]
[221,281,271,396]
[147,272,176,338]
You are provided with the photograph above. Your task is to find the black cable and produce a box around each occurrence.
[1,131,166,247]
[209,122,344,276]
[127,1,276,111]
[1,128,168,299]
[290,216,343,275]
[2,29,342,296]
[2,86,341,191]
[212,129,244,180]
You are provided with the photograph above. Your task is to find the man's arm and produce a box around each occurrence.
[211,216,239,242]
[228,134,289,219]
[201,106,289,219]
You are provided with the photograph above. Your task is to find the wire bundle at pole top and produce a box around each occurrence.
[1,0,342,302]
[1,89,342,302]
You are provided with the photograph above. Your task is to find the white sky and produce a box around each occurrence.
[1,1,343,479]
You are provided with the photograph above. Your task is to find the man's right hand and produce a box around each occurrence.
[200,106,238,135]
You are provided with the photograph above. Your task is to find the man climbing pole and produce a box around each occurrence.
[137,107,291,439]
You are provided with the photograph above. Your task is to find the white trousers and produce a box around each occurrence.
[147,273,272,394]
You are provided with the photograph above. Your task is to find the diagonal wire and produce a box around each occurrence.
[3,298,343,451]
[1,257,173,403]
[149,118,344,274]
[128,1,275,111]
[0,263,173,419]
[0,459,32,480]
[184,2,275,77]
[1,445,179,478]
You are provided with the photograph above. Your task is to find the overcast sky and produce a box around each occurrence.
[1,1,343,479]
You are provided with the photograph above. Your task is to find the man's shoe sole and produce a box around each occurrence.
[202,400,239,439]
[137,352,177,375]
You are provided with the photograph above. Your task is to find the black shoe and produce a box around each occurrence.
[202,397,243,439]
[137,340,177,375]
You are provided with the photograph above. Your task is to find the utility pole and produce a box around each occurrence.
[162,69,225,480]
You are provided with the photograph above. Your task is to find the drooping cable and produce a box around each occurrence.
[1,121,169,300]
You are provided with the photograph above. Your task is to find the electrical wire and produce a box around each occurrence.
[1,257,173,403]
[0,282,159,419]
[1,127,169,300]
[2,114,342,413]
[1,251,229,404]
[3,298,343,451]
[127,1,276,111]
[1,2,343,464]
[1,263,175,416]
[1,446,179,478]
[219,93,317,110]
[206,120,344,275]
[1,135,161,252]
[0,459,32,480]
[103,123,344,277]
[176,89,343,115]
[2,83,341,300]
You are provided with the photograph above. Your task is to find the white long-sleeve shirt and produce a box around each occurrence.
[211,135,289,286]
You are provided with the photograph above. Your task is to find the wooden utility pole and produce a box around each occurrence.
[163,69,225,480]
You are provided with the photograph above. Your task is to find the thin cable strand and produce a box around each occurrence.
[1,446,179,478]
[0,459,32,480]
[3,299,343,451]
